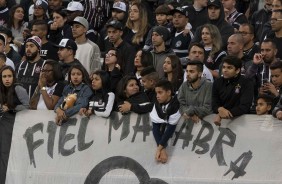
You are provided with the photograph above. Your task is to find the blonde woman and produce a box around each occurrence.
[201,23,227,78]
[123,2,150,51]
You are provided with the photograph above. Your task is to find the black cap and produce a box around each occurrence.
[152,26,170,42]
[54,38,77,51]
[170,6,189,17]
[106,20,123,30]
[207,0,222,8]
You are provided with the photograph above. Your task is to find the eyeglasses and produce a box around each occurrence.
[41,69,53,73]
[106,53,116,57]
[270,18,282,23]
[237,31,253,36]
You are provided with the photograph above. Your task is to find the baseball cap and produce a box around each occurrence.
[34,0,48,12]
[106,20,123,30]
[54,38,77,51]
[207,0,222,8]
[66,1,84,12]
[26,36,42,49]
[112,1,126,12]
[70,16,89,30]
[170,6,189,17]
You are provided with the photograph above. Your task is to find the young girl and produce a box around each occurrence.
[79,70,115,118]
[0,66,29,182]
[115,75,152,114]
[163,55,183,93]
[0,66,29,114]
[54,65,93,125]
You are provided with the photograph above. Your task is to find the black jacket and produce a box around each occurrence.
[212,75,254,117]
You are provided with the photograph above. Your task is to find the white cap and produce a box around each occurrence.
[66,1,84,11]
[112,1,126,12]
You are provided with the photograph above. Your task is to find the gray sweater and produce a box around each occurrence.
[178,79,213,118]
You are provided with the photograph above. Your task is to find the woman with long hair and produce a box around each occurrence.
[54,64,92,125]
[7,5,28,46]
[102,48,123,92]
[0,65,29,114]
[163,55,183,93]
[201,23,227,78]
[0,66,29,183]
[123,2,150,50]
[79,70,115,118]
[134,49,153,82]
[115,75,152,114]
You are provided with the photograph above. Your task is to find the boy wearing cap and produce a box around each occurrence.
[71,16,101,74]
[151,26,175,78]
[170,6,194,59]
[17,36,46,98]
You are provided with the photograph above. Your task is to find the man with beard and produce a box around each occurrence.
[246,39,281,109]
[178,60,213,123]
[104,20,135,75]
[17,36,45,98]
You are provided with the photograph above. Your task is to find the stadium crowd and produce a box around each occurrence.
[0,0,282,182]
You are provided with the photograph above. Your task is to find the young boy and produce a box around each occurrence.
[140,66,159,102]
[143,4,172,51]
[256,95,273,115]
[150,80,181,163]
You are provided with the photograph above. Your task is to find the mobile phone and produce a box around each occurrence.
[262,79,269,84]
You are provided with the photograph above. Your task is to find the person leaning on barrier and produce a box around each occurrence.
[115,75,152,114]
[54,64,93,126]
[178,60,213,124]
[212,55,254,126]
[150,80,181,164]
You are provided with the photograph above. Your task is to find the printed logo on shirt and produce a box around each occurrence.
[35,66,41,73]
[175,41,182,48]
[235,84,241,94]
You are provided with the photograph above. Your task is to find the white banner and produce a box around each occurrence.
[6,110,282,184]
